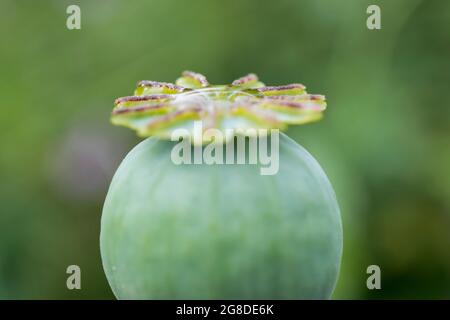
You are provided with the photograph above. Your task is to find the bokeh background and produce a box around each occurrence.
[0,0,449,299]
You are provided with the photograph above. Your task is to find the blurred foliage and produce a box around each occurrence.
[0,0,449,299]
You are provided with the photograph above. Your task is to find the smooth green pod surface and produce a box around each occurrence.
[100,133,342,299]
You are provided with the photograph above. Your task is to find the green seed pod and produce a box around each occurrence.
[101,72,342,299]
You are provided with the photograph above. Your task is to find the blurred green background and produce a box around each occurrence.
[0,0,449,299]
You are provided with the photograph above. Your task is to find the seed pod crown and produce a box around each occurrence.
[111,71,326,140]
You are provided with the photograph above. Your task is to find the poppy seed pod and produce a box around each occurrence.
[101,72,342,299]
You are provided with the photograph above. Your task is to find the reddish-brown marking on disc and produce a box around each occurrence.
[112,104,169,115]
[232,73,258,86]
[182,71,209,87]
[262,94,324,102]
[114,95,173,105]
[309,94,325,101]
[137,81,184,92]
[257,83,306,92]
